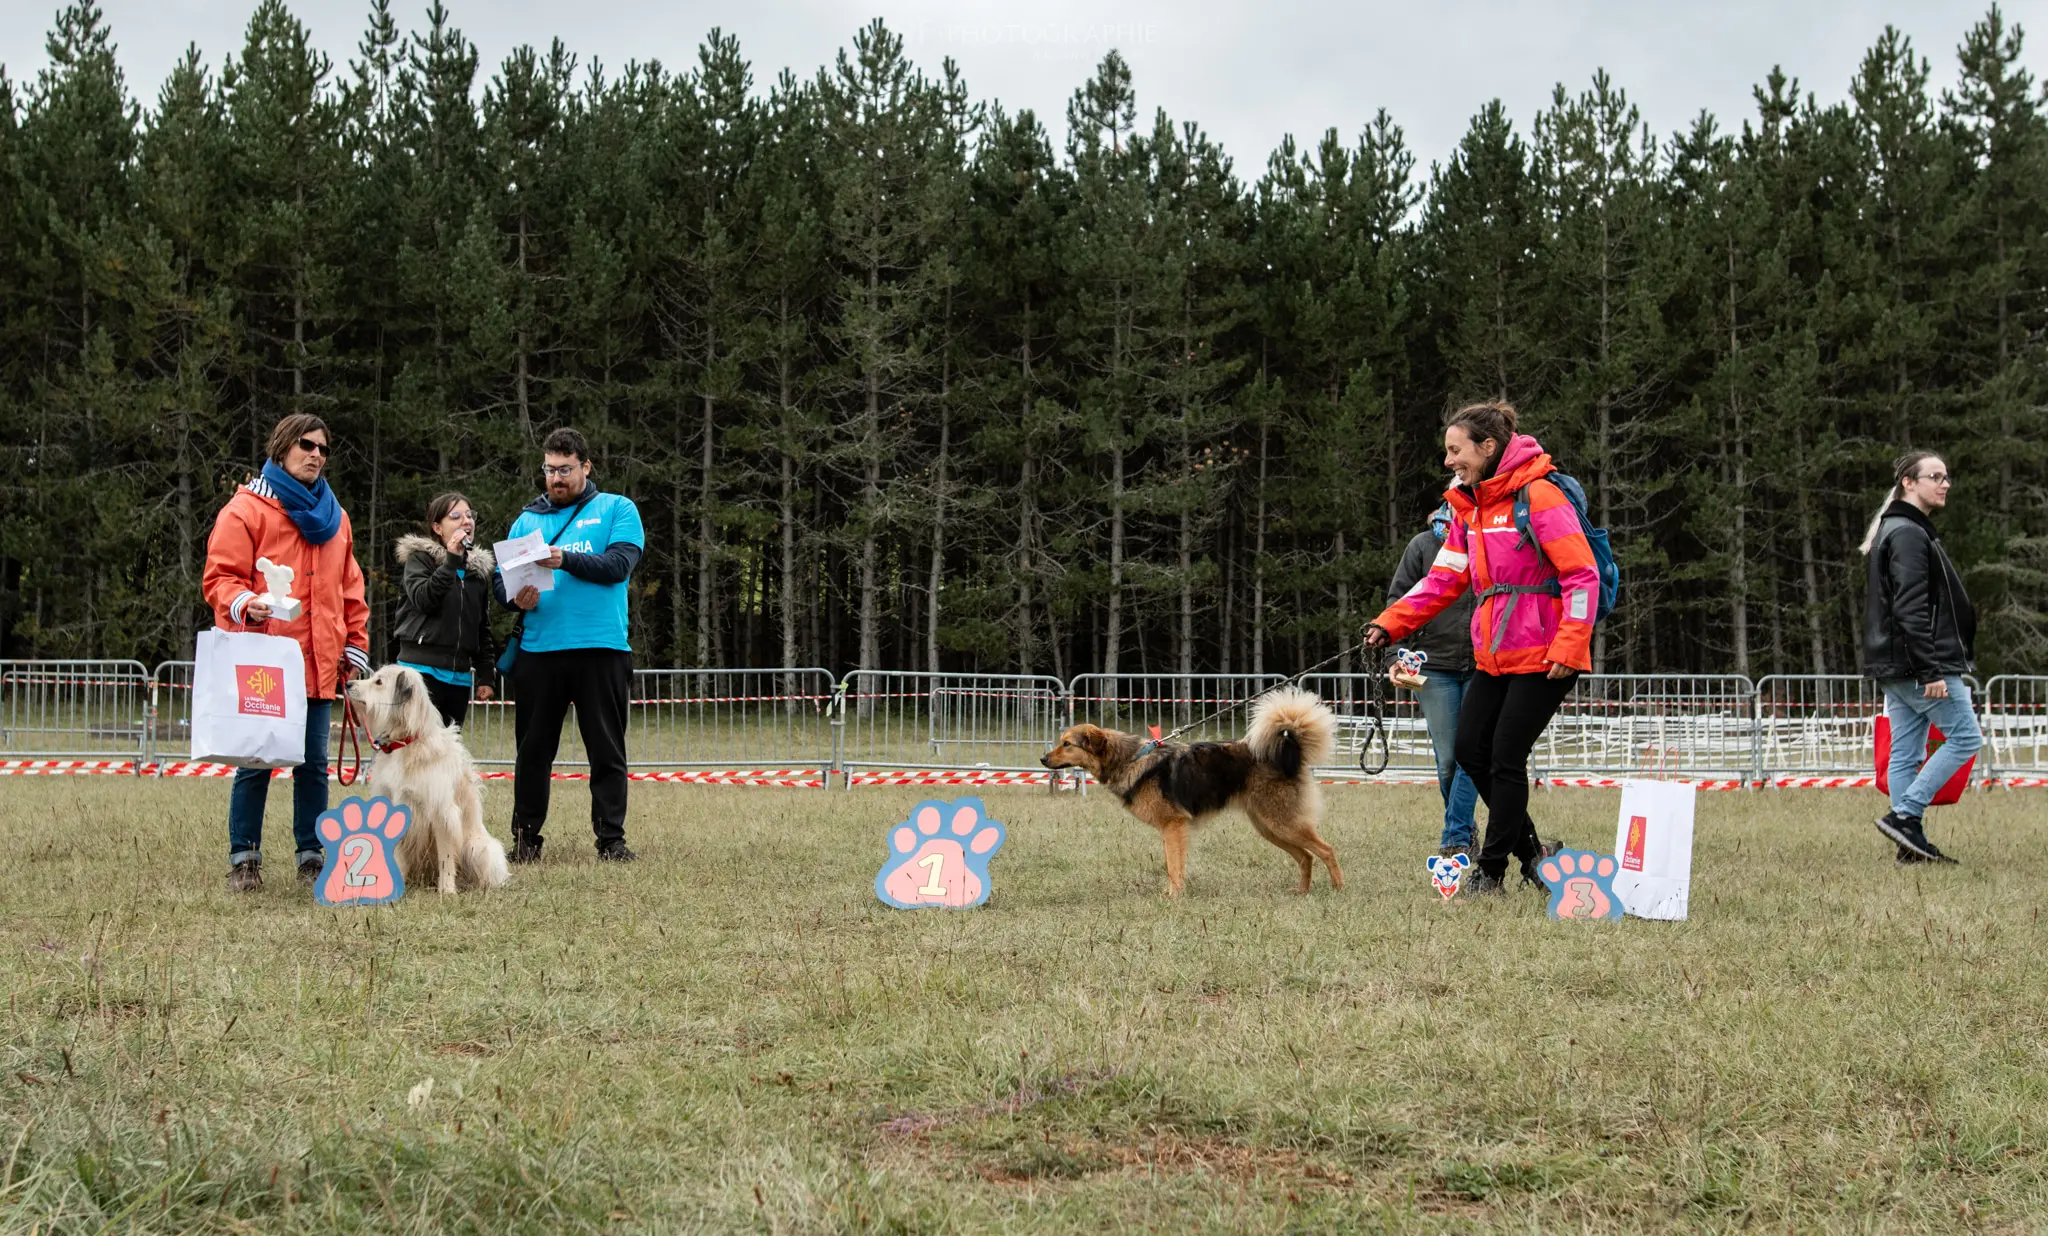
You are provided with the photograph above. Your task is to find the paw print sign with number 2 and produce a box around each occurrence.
[875,797,1006,909]
[313,796,411,907]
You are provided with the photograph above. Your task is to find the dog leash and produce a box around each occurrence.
[1357,645,1392,777]
[336,689,366,786]
[1133,638,1365,757]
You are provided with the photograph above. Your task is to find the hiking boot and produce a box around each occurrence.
[1438,844,1472,862]
[227,861,262,893]
[297,857,323,883]
[1877,812,1956,864]
[1463,871,1505,897]
[509,834,544,864]
[596,841,638,863]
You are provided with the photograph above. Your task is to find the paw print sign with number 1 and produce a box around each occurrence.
[313,796,411,907]
[875,797,1006,909]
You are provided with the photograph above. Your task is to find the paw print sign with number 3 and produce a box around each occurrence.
[1536,847,1625,922]
[313,797,411,907]
[875,797,1006,909]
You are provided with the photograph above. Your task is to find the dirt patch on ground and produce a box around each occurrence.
[873,1068,1121,1138]
[1093,1132,1355,1186]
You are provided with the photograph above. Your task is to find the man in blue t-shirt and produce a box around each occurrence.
[494,427,646,863]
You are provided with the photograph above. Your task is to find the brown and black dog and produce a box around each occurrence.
[1041,688,1342,897]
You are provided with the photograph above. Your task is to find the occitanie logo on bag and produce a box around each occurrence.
[1622,814,1647,871]
[237,664,285,718]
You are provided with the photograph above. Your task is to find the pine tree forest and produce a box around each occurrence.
[4,2,2047,679]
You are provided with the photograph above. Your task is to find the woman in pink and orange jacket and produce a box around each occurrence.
[1366,401,1599,896]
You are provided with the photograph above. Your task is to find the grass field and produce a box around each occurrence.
[3,778,2045,1233]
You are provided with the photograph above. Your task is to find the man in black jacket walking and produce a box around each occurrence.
[1861,449,1980,865]
[1388,503,1480,856]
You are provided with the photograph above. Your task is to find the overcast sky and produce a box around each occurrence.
[5,0,2043,176]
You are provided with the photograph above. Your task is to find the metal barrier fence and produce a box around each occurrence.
[1754,675,1983,781]
[3,661,2045,785]
[838,671,1068,782]
[1983,675,2048,782]
[1537,675,1759,783]
[0,660,153,763]
[461,667,838,773]
[1755,675,1883,780]
[149,661,196,766]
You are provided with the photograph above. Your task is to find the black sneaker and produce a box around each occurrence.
[1911,832,1956,864]
[1463,871,1504,896]
[596,841,638,863]
[510,835,544,864]
[1877,812,1956,864]
[1895,845,1929,866]
[1519,840,1559,888]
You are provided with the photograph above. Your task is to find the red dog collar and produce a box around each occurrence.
[373,736,416,754]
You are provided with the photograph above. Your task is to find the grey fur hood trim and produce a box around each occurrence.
[395,533,495,573]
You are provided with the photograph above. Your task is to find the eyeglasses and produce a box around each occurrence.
[297,437,330,457]
[1913,473,1952,486]
[541,464,581,479]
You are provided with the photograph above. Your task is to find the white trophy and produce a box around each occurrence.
[254,556,303,622]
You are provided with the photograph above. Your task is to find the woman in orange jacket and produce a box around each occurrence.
[201,414,371,893]
[1365,402,1596,895]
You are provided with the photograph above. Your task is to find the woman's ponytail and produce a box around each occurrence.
[1858,450,1939,555]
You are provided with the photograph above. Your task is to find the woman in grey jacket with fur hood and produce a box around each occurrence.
[394,492,498,728]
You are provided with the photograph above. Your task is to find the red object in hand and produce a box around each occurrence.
[1874,714,1974,805]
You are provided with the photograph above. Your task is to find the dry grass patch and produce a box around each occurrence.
[4,777,2048,1231]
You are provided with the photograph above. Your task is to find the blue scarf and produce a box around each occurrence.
[259,460,343,546]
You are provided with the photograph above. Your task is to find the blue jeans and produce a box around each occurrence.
[227,699,332,869]
[1881,677,1983,819]
[1417,667,1481,847]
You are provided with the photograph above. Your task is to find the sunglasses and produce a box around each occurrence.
[296,437,331,457]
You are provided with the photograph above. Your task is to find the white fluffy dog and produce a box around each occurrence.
[345,665,510,894]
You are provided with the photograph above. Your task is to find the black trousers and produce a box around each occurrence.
[511,648,633,847]
[422,676,471,730]
[1455,669,1577,878]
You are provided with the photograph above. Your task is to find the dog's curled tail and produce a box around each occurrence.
[1246,687,1336,779]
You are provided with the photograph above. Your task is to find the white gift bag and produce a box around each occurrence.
[191,628,307,768]
[1611,779,1696,921]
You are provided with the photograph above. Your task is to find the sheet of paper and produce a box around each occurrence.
[500,559,555,595]
[493,531,549,568]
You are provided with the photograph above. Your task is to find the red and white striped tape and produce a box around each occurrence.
[474,768,827,788]
[0,759,138,776]
[1534,776,1748,791]
[848,768,1057,788]
[3,758,2046,791]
